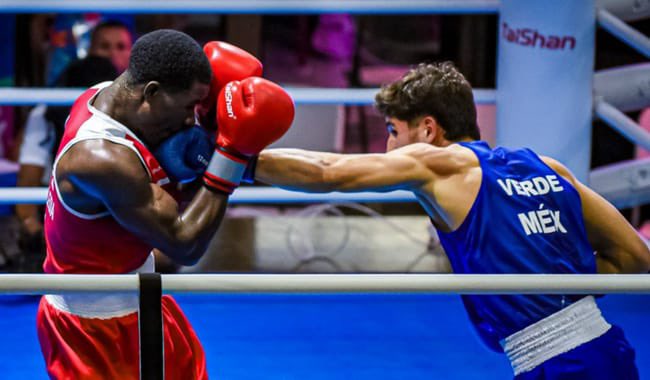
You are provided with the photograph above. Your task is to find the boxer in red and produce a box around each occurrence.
[36,29,294,379]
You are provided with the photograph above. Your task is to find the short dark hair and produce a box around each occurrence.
[375,62,480,141]
[90,20,131,48]
[126,29,212,92]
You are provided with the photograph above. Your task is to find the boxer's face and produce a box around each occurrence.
[90,26,132,73]
[142,80,210,147]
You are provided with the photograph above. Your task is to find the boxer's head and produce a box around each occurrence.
[124,29,211,147]
[375,62,480,151]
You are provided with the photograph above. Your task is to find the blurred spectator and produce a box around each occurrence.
[637,109,650,161]
[87,20,132,73]
[9,22,131,272]
[311,15,356,62]
[46,15,134,85]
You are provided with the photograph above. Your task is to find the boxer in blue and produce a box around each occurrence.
[250,62,650,379]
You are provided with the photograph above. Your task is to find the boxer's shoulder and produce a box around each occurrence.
[393,142,478,177]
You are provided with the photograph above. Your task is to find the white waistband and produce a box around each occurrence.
[502,296,611,376]
[44,252,155,319]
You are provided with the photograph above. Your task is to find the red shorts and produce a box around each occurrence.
[37,295,207,380]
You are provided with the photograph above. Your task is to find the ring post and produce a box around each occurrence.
[496,0,596,181]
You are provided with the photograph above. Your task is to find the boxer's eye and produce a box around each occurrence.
[386,122,397,137]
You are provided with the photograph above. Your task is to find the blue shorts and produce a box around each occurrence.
[514,326,638,380]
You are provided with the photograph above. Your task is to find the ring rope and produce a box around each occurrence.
[0,88,497,106]
[0,0,501,14]
[0,187,417,205]
[597,8,650,58]
[594,100,650,151]
[0,274,648,294]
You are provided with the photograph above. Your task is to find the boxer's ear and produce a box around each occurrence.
[420,116,437,144]
[143,81,161,102]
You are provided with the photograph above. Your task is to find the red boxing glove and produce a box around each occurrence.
[197,41,263,131]
[203,77,295,194]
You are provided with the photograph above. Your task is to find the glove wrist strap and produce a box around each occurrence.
[202,148,247,194]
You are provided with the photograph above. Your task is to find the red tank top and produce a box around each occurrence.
[43,83,172,274]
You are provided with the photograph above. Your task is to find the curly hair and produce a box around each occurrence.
[127,29,211,92]
[375,62,480,141]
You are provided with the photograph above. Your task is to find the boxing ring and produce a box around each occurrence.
[0,0,650,379]
[1,275,650,379]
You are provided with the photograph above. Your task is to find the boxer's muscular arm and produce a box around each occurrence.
[58,140,227,266]
[256,143,434,193]
[542,157,650,274]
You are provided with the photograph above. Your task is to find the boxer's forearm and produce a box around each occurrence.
[257,147,432,193]
[256,149,342,192]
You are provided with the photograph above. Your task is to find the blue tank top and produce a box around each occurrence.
[436,141,596,352]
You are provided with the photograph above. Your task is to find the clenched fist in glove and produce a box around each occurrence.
[203,77,295,194]
[154,125,214,184]
[196,41,263,131]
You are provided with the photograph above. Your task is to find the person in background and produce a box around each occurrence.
[87,20,132,73]
[12,21,132,272]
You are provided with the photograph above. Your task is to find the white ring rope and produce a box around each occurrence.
[594,99,650,152]
[0,88,497,106]
[0,187,47,205]
[594,64,650,113]
[596,0,650,22]
[0,187,417,205]
[589,157,650,210]
[0,0,501,14]
[1,179,648,208]
[0,274,648,294]
[597,8,650,58]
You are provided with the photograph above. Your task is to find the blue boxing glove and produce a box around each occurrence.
[154,126,215,184]
[241,155,258,184]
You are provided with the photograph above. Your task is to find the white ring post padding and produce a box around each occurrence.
[0,274,649,295]
[594,100,650,151]
[594,63,650,112]
[497,0,596,183]
[0,88,497,106]
[0,187,416,205]
[597,8,650,58]
[0,0,500,14]
[597,0,650,22]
